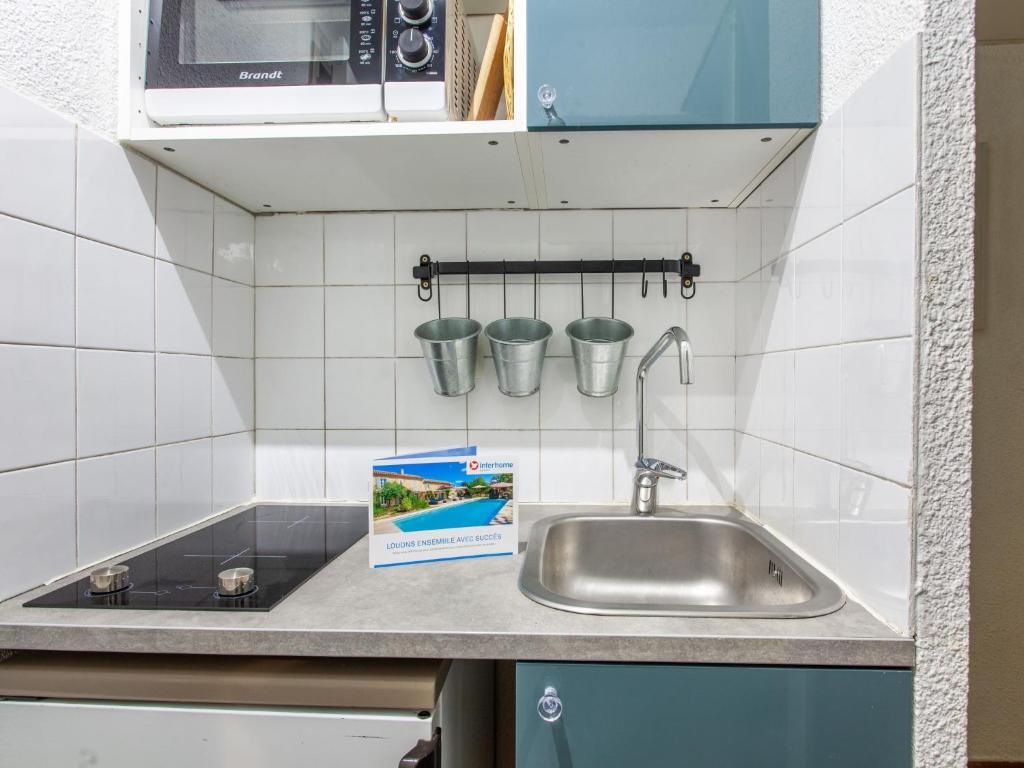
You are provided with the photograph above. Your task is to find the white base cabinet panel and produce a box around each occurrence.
[0,700,435,767]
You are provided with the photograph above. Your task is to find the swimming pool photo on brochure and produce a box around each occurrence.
[372,460,514,534]
[368,452,519,568]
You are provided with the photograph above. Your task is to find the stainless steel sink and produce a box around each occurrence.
[519,510,845,618]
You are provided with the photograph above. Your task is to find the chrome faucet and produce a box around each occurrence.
[632,327,694,515]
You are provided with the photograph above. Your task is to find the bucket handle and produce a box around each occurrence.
[436,270,442,319]
[533,261,539,320]
[579,259,585,319]
[502,260,508,319]
[611,258,616,318]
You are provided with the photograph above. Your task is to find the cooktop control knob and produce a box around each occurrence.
[218,567,256,597]
[399,0,433,26]
[397,28,433,69]
[89,564,130,594]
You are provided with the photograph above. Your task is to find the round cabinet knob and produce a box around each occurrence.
[537,84,558,110]
[397,28,433,69]
[218,567,256,597]
[537,686,563,723]
[399,0,433,26]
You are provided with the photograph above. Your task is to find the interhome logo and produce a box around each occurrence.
[239,70,283,80]
[467,459,513,475]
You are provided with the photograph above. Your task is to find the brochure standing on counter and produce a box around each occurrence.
[369,447,518,568]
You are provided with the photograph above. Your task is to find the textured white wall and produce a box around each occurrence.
[0,0,120,136]
[820,0,925,118]
[914,0,975,765]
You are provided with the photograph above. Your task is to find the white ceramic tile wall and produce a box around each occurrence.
[0,85,255,602]
[155,439,214,536]
[253,207,736,509]
[0,463,76,602]
[0,215,75,345]
[156,353,212,444]
[156,167,214,273]
[0,48,920,642]
[732,39,918,633]
[0,88,76,232]
[77,449,156,566]
[78,349,154,457]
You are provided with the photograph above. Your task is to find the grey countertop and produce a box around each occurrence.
[0,504,914,667]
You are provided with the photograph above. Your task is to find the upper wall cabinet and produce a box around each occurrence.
[119,0,820,211]
[526,0,820,131]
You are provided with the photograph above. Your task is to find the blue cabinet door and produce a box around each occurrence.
[516,662,912,767]
[526,0,820,130]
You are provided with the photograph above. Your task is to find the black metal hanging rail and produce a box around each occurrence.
[413,253,701,301]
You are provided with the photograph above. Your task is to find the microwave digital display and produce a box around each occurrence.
[180,0,352,66]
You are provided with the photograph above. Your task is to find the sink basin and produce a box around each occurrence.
[519,511,845,618]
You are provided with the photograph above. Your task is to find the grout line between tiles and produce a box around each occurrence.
[0,210,253,290]
[534,209,543,496]
[392,215,399,462]
[151,154,162,540]
[72,123,80,566]
[251,217,260,501]
[735,334,914,359]
[0,429,256,480]
[322,214,328,497]
[740,181,917,281]
[733,429,912,491]
[464,216,470,448]
[0,339,246,359]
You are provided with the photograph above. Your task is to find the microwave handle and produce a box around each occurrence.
[399,727,441,768]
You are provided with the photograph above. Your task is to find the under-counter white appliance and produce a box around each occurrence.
[144,0,472,125]
[0,653,493,767]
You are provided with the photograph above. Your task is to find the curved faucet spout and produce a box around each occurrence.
[633,326,694,515]
[636,326,694,463]
[670,326,695,385]
[637,326,694,386]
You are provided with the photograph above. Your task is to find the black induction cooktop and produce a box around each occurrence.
[25,505,367,612]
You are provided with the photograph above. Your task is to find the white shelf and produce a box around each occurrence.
[128,124,807,212]
[131,129,535,212]
[125,117,521,143]
[528,128,810,210]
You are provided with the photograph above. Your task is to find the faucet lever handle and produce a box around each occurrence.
[636,457,686,481]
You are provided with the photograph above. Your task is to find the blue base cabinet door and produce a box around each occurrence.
[527,0,820,131]
[516,662,912,768]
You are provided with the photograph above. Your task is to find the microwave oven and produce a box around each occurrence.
[144,0,473,125]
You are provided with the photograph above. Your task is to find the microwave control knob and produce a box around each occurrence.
[397,28,432,69]
[399,0,433,26]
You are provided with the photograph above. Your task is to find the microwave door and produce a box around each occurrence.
[145,0,386,124]
[181,0,352,68]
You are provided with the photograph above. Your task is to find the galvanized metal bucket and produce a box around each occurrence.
[485,317,553,397]
[414,317,482,397]
[565,317,634,397]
